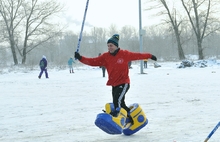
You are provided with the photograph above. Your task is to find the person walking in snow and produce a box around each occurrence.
[74,34,157,122]
[68,57,75,73]
[38,55,49,79]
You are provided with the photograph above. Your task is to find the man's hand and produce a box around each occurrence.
[151,55,157,61]
[75,52,82,60]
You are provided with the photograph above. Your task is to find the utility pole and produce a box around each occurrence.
[139,0,144,74]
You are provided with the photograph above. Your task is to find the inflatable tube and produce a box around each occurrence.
[95,103,127,134]
[123,103,148,135]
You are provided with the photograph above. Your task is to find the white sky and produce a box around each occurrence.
[58,0,160,32]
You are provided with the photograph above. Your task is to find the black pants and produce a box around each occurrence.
[112,83,130,113]
[144,61,147,68]
[102,67,106,77]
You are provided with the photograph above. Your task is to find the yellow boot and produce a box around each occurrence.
[95,103,127,134]
[111,107,127,128]
[104,103,114,114]
[123,103,148,135]
[105,103,127,128]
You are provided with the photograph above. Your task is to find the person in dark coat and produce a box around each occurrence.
[128,61,132,69]
[38,55,49,79]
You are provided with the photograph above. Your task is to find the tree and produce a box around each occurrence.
[146,0,186,60]
[181,0,220,59]
[160,0,186,60]
[108,24,118,37]
[120,25,138,51]
[0,0,24,65]
[0,0,63,65]
[90,27,107,54]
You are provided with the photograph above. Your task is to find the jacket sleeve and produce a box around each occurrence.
[80,55,105,67]
[126,50,152,61]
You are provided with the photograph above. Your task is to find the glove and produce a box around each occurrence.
[75,52,82,60]
[151,55,157,61]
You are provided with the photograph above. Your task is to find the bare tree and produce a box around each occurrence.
[90,27,107,54]
[20,0,63,64]
[120,25,138,51]
[108,24,118,37]
[181,0,220,59]
[0,0,24,65]
[160,0,186,60]
[145,0,186,60]
[0,20,5,43]
[0,0,63,65]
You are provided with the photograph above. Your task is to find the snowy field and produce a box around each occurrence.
[0,61,220,142]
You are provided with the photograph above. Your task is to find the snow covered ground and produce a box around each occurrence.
[0,61,220,142]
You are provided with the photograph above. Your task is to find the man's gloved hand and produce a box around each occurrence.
[151,55,157,61]
[75,52,82,60]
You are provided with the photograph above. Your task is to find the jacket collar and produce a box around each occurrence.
[110,48,120,56]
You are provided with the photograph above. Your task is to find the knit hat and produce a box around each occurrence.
[42,55,46,59]
[107,34,119,47]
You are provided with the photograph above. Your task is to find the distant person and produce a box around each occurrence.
[144,59,148,68]
[75,34,157,123]
[68,57,75,73]
[99,53,106,77]
[128,61,132,69]
[38,55,49,79]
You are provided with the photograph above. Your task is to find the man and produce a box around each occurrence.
[75,34,157,122]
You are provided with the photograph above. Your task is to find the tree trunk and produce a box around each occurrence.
[197,40,204,59]
[22,54,26,64]
[174,26,185,60]
[22,43,27,64]
[9,38,18,65]
[175,31,185,60]
[177,43,185,60]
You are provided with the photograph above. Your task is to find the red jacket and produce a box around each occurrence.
[80,49,152,86]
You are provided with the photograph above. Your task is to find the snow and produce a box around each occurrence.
[0,61,220,142]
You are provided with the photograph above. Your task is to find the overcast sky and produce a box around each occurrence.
[58,0,160,32]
